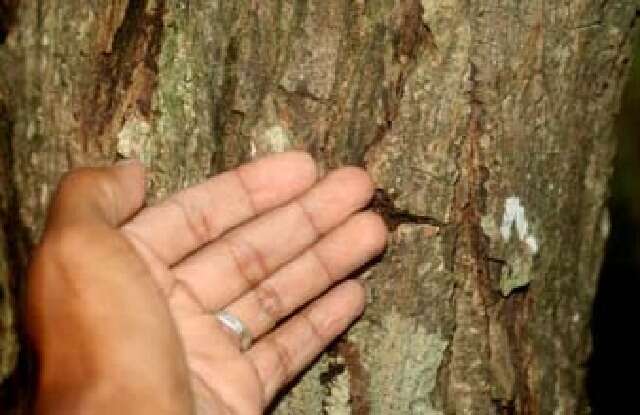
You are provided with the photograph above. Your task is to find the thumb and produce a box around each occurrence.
[47,159,146,229]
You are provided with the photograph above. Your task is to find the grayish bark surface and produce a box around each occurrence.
[0,1,638,413]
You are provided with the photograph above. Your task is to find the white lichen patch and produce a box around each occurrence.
[349,311,447,414]
[498,196,538,296]
[249,140,257,159]
[500,196,538,254]
[262,125,293,153]
[251,93,296,157]
[116,117,152,163]
[481,196,540,296]
[524,235,539,255]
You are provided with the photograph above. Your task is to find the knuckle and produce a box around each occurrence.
[344,280,367,315]
[295,200,320,236]
[57,167,116,207]
[309,248,333,284]
[268,338,294,383]
[40,224,94,260]
[224,237,268,288]
[254,282,284,322]
[57,167,97,192]
[193,207,216,243]
[300,311,327,343]
[33,230,90,295]
[167,197,212,245]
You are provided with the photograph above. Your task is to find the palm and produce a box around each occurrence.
[117,153,387,413]
[132,246,266,414]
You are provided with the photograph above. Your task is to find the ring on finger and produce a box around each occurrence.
[214,310,253,351]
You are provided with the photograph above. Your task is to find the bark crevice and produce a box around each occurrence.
[338,340,371,415]
[0,79,34,410]
[0,0,18,45]
[363,0,436,167]
[370,189,447,231]
[78,0,165,155]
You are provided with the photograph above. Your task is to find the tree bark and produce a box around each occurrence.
[0,1,638,413]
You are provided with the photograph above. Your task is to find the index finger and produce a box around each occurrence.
[122,152,318,267]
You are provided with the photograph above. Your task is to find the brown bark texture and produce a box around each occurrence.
[0,1,638,414]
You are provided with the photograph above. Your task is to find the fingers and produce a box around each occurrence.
[122,151,318,266]
[170,167,375,312]
[46,160,145,229]
[246,280,366,404]
[224,212,387,339]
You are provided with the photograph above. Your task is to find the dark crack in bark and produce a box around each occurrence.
[0,0,18,44]
[362,0,436,167]
[320,339,371,415]
[337,340,371,415]
[78,0,165,157]
[369,189,446,231]
[320,344,344,415]
[393,0,436,62]
[211,35,242,172]
[501,292,535,414]
[327,7,440,410]
[0,77,35,415]
[442,61,496,413]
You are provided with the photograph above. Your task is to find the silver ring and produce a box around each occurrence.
[214,310,253,351]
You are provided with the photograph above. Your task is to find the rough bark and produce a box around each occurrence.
[0,1,638,414]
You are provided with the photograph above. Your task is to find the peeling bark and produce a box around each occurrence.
[1,1,638,413]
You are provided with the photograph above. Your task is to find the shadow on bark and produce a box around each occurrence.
[588,39,640,414]
[0,0,19,45]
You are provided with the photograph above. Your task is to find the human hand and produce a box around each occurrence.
[26,152,387,414]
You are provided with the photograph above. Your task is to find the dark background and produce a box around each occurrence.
[587,39,640,413]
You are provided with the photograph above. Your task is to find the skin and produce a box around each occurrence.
[26,151,388,414]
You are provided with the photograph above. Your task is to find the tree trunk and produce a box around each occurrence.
[0,1,637,413]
